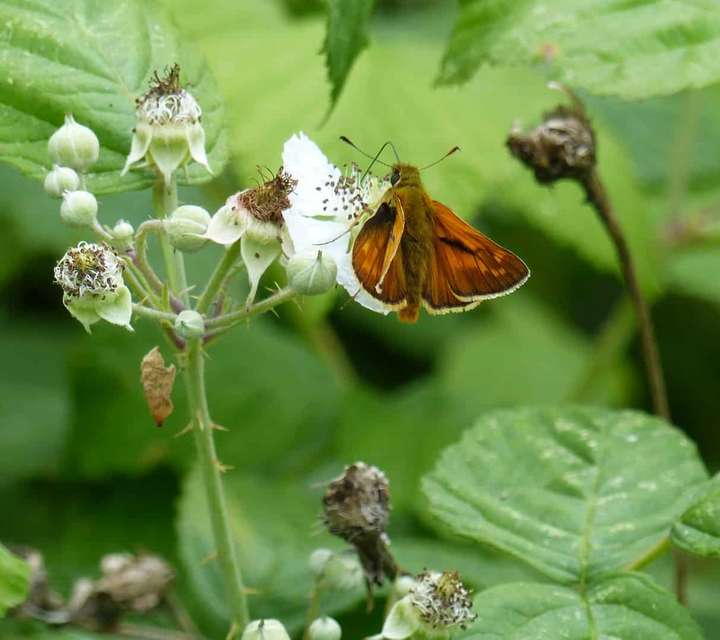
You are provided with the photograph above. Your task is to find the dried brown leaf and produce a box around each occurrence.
[140,347,176,426]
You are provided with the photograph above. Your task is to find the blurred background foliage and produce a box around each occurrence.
[1,0,719,637]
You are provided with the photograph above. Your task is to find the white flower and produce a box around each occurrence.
[122,64,211,185]
[379,571,476,639]
[281,132,390,314]
[205,172,295,304]
[53,242,133,332]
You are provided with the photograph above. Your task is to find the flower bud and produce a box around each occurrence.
[309,549,334,577]
[308,549,363,592]
[241,619,291,640]
[174,310,205,339]
[165,205,210,252]
[111,219,135,249]
[60,190,98,227]
[44,165,80,198]
[287,250,336,295]
[307,617,341,640]
[48,114,100,172]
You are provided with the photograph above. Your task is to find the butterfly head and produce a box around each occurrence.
[390,163,421,188]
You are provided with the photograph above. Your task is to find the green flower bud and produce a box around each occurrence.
[165,205,210,253]
[307,617,341,640]
[309,549,363,592]
[174,310,205,339]
[287,250,336,295]
[44,165,80,198]
[308,549,334,578]
[48,114,100,172]
[111,219,135,249]
[60,190,98,227]
[241,619,290,640]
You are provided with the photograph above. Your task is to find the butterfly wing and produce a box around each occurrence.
[351,195,408,308]
[422,200,530,314]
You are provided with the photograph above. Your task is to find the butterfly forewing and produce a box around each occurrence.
[351,199,408,307]
[422,200,530,314]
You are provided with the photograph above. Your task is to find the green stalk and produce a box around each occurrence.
[152,175,249,631]
[153,176,189,302]
[196,241,242,315]
[185,339,250,631]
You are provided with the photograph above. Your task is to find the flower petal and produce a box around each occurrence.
[381,597,421,640]
[122,121,153,175]
[64,295,100,333]
[241,235,281,305]
[96,285,134,331]
[187,122,212,174]
[205,204,248,246]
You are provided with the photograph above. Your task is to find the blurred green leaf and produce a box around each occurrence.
[463,573,702,640]
[438,0,720,101]
[169,1,659,291]
[323,0,376,111]
[0,620,119,639]
[0,543,29,616]
[0,321,74,483]
[423,407,708,583]
[665,245,720,307]
[672,473,720,558]
[438,296,630,408]
[0,0,226,194]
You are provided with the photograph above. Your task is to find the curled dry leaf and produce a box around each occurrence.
[140,347,176,426]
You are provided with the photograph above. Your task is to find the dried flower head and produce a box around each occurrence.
[506,103,596,184]
[54,242,132,332]
[238,170,297,225]
[122,64,211,184]
[410,571,476,631]
[97,553,174,612]
[380,570,476,639]
[323,462,397,586]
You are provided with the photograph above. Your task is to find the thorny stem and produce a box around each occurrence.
[132,303,176,323]
[205,287,297,331]
[196,241,242,315]
[152,176,250,630]
[581,170,671,421]
[135,220,167,294]
[184,339,250,630]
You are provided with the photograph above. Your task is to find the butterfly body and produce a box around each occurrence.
[351,163,529,323]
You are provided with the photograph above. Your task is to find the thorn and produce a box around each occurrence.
[214,459,234,473]
[200,550,218,565]
[196,410,205,431]
[211,422,229,432]
[291,297,303,311]
[269,307,280,319]
[242,586,261,596]
[174,422,194,438]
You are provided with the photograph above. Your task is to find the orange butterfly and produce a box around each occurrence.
[346,142,530,323]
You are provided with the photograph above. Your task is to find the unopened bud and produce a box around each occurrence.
[307,617,341,640]
[241,619,291,640]
[48,114,100,172]
[44,165,80,198]
[165,205,210,252]
[60,190,98,227]
[287,250,336,295]
[308,549,363,592]
[174,310,205,339]
[111,219,135,249]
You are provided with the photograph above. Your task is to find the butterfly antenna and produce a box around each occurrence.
[420,146,461,171]
[340,136,394,169]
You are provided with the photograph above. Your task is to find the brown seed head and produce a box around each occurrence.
[234,170,297,224]
[507,104,596,183]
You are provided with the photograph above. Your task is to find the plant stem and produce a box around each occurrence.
[132,304,176,323]
[196,241,242,315]
[206,287,296,331]
[185,338,250,630]
[581,169,671,421]
[153,176,189,303]
[135,220,167,294]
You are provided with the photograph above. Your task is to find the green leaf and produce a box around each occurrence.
[0,543,29,616]
[323,0,375,110]
[438,0,720,101]
[665,245,720,307]
[672,473,720,558]
[0,0,226,194]
[463,573,703,640]
[423,407,708,584]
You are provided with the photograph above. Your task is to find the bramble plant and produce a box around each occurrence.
[1,2,720,640]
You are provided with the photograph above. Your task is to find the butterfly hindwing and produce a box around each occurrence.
[351,196,408,308]
[422,200,530,314]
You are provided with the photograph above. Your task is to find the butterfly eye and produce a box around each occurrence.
[390,169,400,185]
